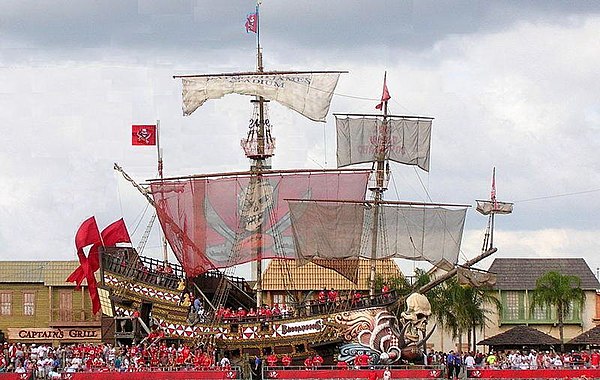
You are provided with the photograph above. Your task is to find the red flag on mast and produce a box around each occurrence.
[491,167,498,209]
[132,125,157,146]
[375,74,391,110]
[245,12,258,33]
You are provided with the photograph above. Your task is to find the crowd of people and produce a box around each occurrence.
[5,340,600,379]
[214,303,293,322]
[424,349,600,379]
[0,341,231,377]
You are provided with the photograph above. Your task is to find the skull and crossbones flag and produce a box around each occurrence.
[132,125,157,146]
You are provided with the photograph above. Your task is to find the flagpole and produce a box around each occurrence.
[156,119,168,264]
[256,2,261,71]
[490,167,496,249]
[157,119,163,179]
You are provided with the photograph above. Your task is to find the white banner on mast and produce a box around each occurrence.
[181,72,341,122]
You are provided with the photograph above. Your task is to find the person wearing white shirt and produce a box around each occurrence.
[383,367,392,380]
[464,353,476,368]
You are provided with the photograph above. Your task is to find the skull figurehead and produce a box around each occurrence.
[400,293,432,343]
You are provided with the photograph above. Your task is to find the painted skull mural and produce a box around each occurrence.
[336,292,434,365]
[239,178,274,232]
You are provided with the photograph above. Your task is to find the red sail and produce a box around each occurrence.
[151,172,368,277]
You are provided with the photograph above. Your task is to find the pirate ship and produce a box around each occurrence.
[89,5,504,372]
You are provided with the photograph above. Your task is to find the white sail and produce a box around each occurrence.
[336,115,432,171]
[288,201,467,267]
[180,72,342,122]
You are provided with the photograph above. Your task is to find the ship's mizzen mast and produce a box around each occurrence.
[476,167,513,252]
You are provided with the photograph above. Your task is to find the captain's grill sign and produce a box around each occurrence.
[7,328,101,341]
[276,319,324,337]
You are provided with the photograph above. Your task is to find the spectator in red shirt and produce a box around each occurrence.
[591,350,600,368]
[281,354,292,367]
[266,354,278,367]
[352,291,362,306]
[327,288,338,303]
[318,289,326,302]
[304,356,313,370]
[312,354,323,368]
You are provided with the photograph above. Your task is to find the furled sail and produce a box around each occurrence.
[475,200,513,215]
[335,114,432,171]
[288,200,467,267]
[178,71,343,122]
[150,171,369,277]
[457,267,497,288]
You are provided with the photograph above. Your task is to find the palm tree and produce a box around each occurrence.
[433,278,499,352]
[383,270,499,352]
[530,271,585,352]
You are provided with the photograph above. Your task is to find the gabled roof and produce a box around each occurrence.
[568,325,600,345]
[0,261,93,287]
[488,258,600,290]
[262,259,401,291]
[478,325,561,346]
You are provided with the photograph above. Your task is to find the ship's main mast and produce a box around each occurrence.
[241,3,274,308]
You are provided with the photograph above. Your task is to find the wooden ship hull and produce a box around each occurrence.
[99,246,408,365]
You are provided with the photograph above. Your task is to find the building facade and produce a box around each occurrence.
[426,257,600,353]
[0,261,102,345]
[261,258,403,307]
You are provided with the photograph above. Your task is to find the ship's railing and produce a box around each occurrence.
[210,290,399,326]
[102,248,255,301]
[297,289,399,317]
[198,270,255,297]
[102,248,182,290]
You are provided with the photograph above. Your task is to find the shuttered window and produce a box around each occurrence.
[23,292,35,316]
[59,291,73,321]
[0,292,12,316]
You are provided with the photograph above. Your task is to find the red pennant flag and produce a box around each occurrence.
[66,217,131,315]
[88,218,132,274]
[132,125,157,146]
[245,12,258,33]
[375,75,391,110]
[100,218,131,247]
[74,216,101,252]
[66,217,102,314]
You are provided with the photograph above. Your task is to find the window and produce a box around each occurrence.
[531,303,548,320]
[504,292,520,320]
[0,292,12,316]
[23,292,35,316]
[501,291,525,321]
[273,293,293,306]
[564,300,581,322]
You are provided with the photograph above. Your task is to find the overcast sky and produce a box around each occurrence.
[1,1,599,277]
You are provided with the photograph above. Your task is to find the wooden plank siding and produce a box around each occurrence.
[0,283,49,330]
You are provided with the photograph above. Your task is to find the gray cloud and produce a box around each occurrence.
[1,1,600,273]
